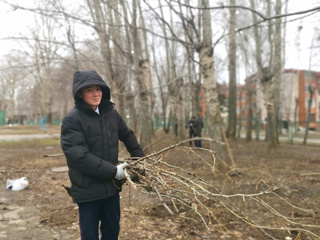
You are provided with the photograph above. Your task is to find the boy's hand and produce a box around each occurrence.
[115,163,128,180]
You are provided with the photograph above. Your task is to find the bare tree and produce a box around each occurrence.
[22,10,60,123]
[226,0,237,138]
[272,0,283,145]
[199,0,227,166]
[131,0,152,150]
[0,0,318,144]
[303,84,314,145]
[245,75,254,142]
[0,55,28,121]
[249,0,285,148]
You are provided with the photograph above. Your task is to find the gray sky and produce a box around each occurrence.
[0,0,319,71]
[284,0,320,70]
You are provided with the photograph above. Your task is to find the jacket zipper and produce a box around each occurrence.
[100,114,111,161]
[99,115,104,159]
[106,121,111,139]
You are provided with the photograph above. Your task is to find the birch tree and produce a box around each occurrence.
[199,0,226,160]
[249,0,283,148]
[131,0,152,149]
[273,0,282,145]
[303,84,314,145]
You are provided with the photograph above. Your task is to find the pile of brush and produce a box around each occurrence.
[122,138,320,239]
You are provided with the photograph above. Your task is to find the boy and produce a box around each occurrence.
[60,70,144,240]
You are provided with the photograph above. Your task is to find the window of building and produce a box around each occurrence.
[310,113,316,122]
[305,98,315,108]
[304,71,315,80]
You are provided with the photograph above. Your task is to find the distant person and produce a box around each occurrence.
[194,114,204,148]
[186,116,196,146]
[174,122,178,138]
[60,70,144,240]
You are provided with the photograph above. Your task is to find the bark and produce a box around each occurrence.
[237,86,244,138]
[200,0,226,165]
[109,0,126,117]
[138,0,154,135]
[246,76,253,141]
[180,0,197,119]
[273,0,282,145]
[138,60,152,150]
[303,85,314,145]
[131,0,151,150]
[226,0,237,138]
[150,38,168,133]
[294,97,299,136]
[250,0,278,148]
[158,0,173,133]
[176,78,186,140]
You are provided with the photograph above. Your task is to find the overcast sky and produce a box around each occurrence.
[285,0,320,70]
[0,1,319,72]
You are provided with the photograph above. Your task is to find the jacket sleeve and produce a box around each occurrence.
[117,114,144,158]
[61,115,117,180]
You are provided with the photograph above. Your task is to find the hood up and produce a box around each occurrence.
[73,70,110,104]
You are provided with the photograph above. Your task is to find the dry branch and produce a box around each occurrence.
[122,138,320,239]
[43,153,64,157]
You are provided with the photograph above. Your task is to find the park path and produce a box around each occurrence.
[0,133,60,142]
[0,133,77,240]
[0,190,71,240]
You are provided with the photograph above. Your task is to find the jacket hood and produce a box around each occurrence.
[73,70,110,104]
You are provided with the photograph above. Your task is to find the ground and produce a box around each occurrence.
[1,125,320,239]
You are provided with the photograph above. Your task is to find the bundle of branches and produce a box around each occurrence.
[123,138,320,239]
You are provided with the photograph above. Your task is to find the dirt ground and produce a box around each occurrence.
[1,126,320,239]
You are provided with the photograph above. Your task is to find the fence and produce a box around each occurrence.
[0,111,5,126]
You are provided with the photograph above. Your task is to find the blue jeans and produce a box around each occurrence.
[189,132,195,146]
[77,195,120,240]
[194,134,202,148]
[195,139,201,148]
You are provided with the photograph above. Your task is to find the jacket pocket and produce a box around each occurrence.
[69,169,86,188]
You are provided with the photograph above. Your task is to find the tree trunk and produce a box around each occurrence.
[273,0,282,145]
[294,97,299,136]
[303,85,314,145]
[131,0,151,150]
[237,87,244,139]
[226,0,237,138]
[138,60,152,151]
[200,0,226,165]
[176,78,186,140]
[246,77,253,141]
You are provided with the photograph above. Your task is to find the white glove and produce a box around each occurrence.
[115,163,128,180]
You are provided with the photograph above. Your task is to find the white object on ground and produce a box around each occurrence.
[6,177,29,191]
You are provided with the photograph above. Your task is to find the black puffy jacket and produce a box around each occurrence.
[60,70,144,203]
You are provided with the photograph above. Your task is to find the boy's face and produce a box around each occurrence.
[78,85,102,110]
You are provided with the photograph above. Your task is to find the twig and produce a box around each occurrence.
[122,142,320,238]
[300,173,320,176]
[221,127,236,169]
[43,153,64,157]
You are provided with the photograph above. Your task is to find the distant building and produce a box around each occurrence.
[235,69,320,130]
[282,69,320,130]
[189,69,320,131]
